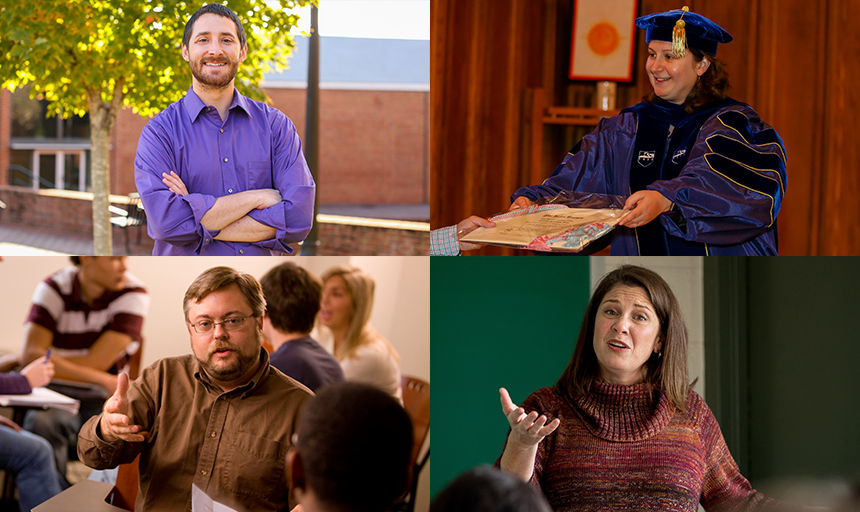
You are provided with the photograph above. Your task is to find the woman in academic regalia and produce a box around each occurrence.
[510,6,787,255]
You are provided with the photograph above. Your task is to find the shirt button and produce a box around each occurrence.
[228,188,233,193]
[223,158,228,163]
[210,432,217,438]
[220,129,224,133]
[201,469,208,476]
[239,249,244,254]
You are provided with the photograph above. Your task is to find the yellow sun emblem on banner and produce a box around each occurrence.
[586,21,621,56]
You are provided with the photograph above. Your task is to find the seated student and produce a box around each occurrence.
[78,266,312,511]
[320,266,403,402]
[288,382,413,512]
[260,263,344,391]
[0,357,66,512]
[20,256,148,482]
[430,466,552,512]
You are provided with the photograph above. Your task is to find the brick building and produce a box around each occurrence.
[0,35,429,215]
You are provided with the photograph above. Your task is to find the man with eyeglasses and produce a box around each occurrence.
[77,266,313,511]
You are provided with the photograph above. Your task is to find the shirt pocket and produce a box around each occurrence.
[221,430,288,499]
[248,161,273,190]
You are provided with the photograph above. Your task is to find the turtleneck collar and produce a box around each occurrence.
[571,380,675,442]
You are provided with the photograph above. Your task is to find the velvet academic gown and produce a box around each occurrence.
[512,98,787,255]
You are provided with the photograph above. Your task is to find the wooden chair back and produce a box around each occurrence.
[397,375,430,512]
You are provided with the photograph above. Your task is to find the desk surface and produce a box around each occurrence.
[32,479,126,512]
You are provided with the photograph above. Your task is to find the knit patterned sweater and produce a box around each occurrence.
[497,382,780,512]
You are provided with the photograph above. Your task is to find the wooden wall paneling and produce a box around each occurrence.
[430,0,546,254]
[820,0,860,254]
[696,1,755,105]
[430,0,458,228]
[539,0,566,190]
[752,0,826,255]
[463,0,491,224]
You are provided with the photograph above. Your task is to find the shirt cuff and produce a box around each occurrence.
[78,416,123,468]
[250,227,296,254]
[182,193,221,252]
[430,225,462,256]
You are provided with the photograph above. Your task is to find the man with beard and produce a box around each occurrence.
[134,3,315,255]
[78,266,313,511]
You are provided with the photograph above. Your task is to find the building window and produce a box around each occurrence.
[10,85,90,140]
[8,85,91,191]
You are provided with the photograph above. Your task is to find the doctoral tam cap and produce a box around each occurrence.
[636,6,733,57]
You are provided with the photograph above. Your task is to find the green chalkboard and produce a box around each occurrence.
[430,257,591,498]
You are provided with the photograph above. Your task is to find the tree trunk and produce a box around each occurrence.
[86,80,123,255]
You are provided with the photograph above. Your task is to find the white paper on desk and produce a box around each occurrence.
[0,387,80,415]
[192,484,239,512]
[460,207,630,250]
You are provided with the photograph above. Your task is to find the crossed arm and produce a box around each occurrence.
[21,323,131,395]
[161,171,278,242]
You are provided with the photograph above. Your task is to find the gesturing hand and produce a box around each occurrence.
[99,373,147,443]
[500,388,560,448]
[162,171,189,196]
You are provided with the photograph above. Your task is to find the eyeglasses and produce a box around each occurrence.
[188,316,253,334]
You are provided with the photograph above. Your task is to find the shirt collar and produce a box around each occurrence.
[183,86,253,123]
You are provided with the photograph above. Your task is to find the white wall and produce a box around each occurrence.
[589,257,706,399]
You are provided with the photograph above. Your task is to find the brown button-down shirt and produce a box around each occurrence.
[78,349,312,512]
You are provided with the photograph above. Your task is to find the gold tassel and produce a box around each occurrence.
[672,6,689,58]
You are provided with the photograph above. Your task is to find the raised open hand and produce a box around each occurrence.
[500,387,561,448]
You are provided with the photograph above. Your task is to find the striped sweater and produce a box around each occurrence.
[499,382,780,511]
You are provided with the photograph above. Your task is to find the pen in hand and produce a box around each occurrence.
[44,349,51,363]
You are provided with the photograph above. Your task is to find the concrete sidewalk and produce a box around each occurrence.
[0,224,109,255]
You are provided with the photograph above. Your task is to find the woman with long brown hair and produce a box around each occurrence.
[319,265,402,402]
[496,265,781,511]
[507,7,787,255]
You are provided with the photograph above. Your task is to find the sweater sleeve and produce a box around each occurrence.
[699,402,776,511]
[0,372,32,394]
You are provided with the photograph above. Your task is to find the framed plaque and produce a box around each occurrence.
[569,0,638,81]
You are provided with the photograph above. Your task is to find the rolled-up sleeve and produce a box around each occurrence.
[134,123,221,254]
[246,115,315,252]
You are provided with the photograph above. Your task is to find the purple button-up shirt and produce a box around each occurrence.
[134,87,315,255]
